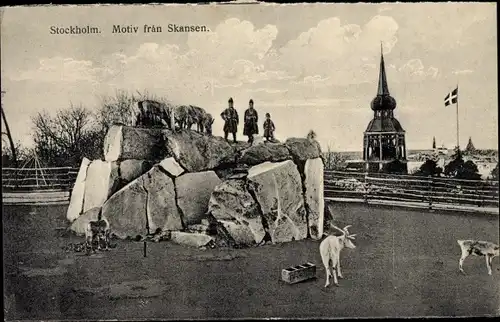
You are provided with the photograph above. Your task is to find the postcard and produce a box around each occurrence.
[1,2,498,320]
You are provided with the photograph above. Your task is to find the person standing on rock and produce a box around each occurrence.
[243,99,259,144]
[221,97,239,143]
[263,112,275,142]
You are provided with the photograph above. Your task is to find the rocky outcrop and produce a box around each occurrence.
[247,160,307,243]
[104,126,170,162]
[83,160,121,213]
[208,179,265,245]
[70,207,104,235]
[66,157,91,222]
[165,130,237,172]
[68,125,325,248]
[101,166,182,239]
[304,158,324,239]
[237,143,291,166]
[176,171,222,225]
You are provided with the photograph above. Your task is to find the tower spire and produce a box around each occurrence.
[377,43,390,96]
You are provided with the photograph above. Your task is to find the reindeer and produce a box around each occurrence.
[457,239,499,276]
[319,224,357,287]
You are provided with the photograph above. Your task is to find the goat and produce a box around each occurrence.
[85,215,111,255]
[457,239,499,275]
[319,224,356,287]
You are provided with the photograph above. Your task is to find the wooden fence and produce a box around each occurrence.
[324,170,499,210]
[2,167,499,210]
[1,167,79,192]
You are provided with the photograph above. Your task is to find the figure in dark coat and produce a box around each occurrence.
[263,113,275,142]
[220,97,239,143]
[243,99,259,144]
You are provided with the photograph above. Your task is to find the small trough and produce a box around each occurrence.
[281,262,316,284]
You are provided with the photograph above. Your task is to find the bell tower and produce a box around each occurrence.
[363,45,408,173]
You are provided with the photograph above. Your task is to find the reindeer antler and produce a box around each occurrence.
[330,224,346,235]
[343,225,352,232]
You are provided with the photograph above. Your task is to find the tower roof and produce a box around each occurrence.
[465,137,476,152]
[365,117,405,133]
[371,44,397,111]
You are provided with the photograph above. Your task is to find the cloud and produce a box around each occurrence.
[13,56,100,84]
[9,15,440,105]
[277,15,399,86]
[251,88,288,94]
[452,69,474,75]
[398,59,439,80]
[292,75,331,86]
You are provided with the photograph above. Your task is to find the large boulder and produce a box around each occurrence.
[208,179,265,245]
[119,159,152,183]
[247,160,307,243]
[82,160,120,213]
[237,143,291,166]
[218,220,257,246]
[101,166,182,239]
[304,158,324,239]
[165,130,237,172]
[285,138,322,162]
[66,157,91,222]
[176,171,222,225]
[170,231,214,248]
[104,126,170,162]
[70,207,103,235]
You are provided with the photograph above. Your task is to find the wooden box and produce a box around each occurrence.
[281,262,316,284]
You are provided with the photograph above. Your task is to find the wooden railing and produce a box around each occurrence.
[2,167,79,192]
[324,170,499,210]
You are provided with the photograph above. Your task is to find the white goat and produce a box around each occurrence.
[319,224,357,287]
[457,239,499,275]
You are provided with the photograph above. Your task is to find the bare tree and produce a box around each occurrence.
[32,103,102,166]
[1,91,18,168]
[95,89,174,135]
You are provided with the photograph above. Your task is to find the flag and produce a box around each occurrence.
[444,87,458,106]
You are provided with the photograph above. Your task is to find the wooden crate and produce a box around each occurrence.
[281,262,316,284]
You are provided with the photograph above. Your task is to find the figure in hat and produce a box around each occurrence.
[220,97,239,143]
[263,112,275,142]
[243,99,259,144]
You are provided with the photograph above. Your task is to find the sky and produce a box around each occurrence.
[1,3,497,152]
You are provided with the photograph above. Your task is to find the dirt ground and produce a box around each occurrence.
[3,202,499,319]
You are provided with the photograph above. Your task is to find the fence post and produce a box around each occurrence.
[67,168,73,201]
[479,181,484,208]
[428,175,433,212]
[363,172,368,204]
